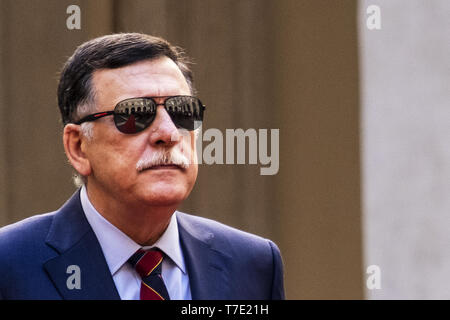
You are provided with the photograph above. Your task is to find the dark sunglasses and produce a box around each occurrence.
[75,95,205,134]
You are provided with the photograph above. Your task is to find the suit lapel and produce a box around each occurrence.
[43,191,120,300]
[177,213,232,300]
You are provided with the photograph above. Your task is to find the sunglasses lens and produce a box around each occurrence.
[112,96,204,134]
[165,96,204,131]
[114,98,157,134]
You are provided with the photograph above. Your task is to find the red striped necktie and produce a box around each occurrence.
[128,248,171,300]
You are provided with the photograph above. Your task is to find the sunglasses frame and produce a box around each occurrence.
[74,95,205,133]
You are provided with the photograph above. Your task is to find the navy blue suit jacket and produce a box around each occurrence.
[0,191,285,299]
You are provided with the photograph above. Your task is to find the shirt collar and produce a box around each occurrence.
[80,185,186,275]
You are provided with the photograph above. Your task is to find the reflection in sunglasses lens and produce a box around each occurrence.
[114,96,203,134]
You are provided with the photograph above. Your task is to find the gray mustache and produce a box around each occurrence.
[136,149,190,171]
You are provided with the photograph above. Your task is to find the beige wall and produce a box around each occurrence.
[274,1,363,299]
[0,0,363,299]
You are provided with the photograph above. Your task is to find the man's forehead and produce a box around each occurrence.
[91,57,190,107]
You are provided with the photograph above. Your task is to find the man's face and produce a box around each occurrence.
[83,56,198,208]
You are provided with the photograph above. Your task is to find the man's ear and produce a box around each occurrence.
[63,124,92,177]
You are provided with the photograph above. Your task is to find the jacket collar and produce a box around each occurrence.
[177,213,232,300]
[43,190,120,300]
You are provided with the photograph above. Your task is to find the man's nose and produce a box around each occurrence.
[146,105,180,146]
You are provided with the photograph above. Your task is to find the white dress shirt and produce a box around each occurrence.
[80,185,192,300]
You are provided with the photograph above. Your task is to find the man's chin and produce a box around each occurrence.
[137,188,189,208]
[142,197,184,208]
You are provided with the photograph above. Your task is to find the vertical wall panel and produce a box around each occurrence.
[274,0,364,299]
[0,0,9,225]
[360,0,450,299]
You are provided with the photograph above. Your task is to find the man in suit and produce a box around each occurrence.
[0,33,284,300]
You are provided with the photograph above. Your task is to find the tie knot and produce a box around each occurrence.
[128,249,164,279]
